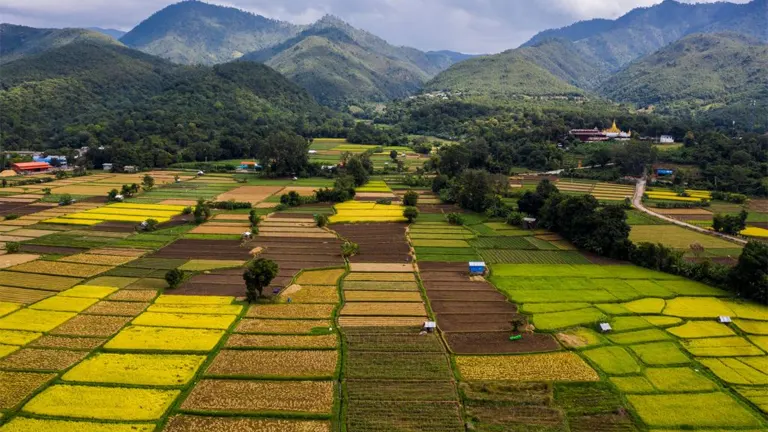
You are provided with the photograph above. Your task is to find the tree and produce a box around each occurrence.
[257,132,310,177]
[142,219,159,232]
[432,175,449,193]
[403,190,419,206]
[713,210,748,235]
[165,269,185,289]
[5,242,20,254]
[107,189,119,201]
[344,155,371,186]
[403,206,419,223]
[506,212,524,227]
[193,198,211,224]
[446,213,465,226]
[249,210,262,228]
[142,174,155,190]
[730,241,768,304]
[341,241,360,258]
[615,142,656,176]
[59,194,74,206]
[243,259,279,303]
[314,214,329,228]
[390,150,398,161]
[437,145,470,177]
[451,169,494,213]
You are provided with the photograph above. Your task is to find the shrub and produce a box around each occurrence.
[403,206,419,223]
[142,174,155,190]
[182,206,192,215]
[142,219,159,232]
[506,212,524,226]
[165,269,185,289]
[193,199,211,224]
[315,214,329,228]
[446,213,464,226]
[107,189,119,201]
[248,210,262,227]
[59,194,74,206]
[376,198,392,205]
[121,184,139,198]
[4,214,19,221]
[432,175,450,193]
[280,191,302,207]
[209,200,252,210]
[42,188,52,195]
[403,190,419,206]
[5,242,20,254]
[275,204,288,211]
[342,241,360,258]
[243,258,279,303]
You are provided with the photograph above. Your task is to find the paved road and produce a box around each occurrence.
[632,179,747,246]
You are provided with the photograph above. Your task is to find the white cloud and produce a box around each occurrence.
[0,0,755,53]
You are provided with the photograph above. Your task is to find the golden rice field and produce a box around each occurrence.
[329,201,406,223]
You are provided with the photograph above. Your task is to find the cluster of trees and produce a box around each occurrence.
[660,132,767,196]
[713,211,748,235]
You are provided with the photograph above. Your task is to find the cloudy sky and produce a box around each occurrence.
[0,0,752,53]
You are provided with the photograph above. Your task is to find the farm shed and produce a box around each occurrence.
[11,162,52,174]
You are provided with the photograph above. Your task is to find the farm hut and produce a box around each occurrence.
[102,163,113,171]
[124,165,137,173]
[718,316,732,324]
[599,323,612,333]
[11,162,52,174]
[239,161,262,171]
[469,261,486,275]
[523,217,538,230]
[422,321,437,333]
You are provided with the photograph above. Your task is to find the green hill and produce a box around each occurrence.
[524,0,767,71]
[0,24,117,64]
[601,33,768,116]
[242,16,464,107]
[0,39,335,157]
[120,0,303,65]
[423,47,586,98]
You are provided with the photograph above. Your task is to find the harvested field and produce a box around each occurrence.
[236,319,331,334]
[108,290,158,302]
[0,286,54,305]
[430,301,516,314]
[214,186,283,205]
[0,371,56,410]
[152,239,252,260]
[180,379,333,414]
[343,280,419,291]
[346,401,464,432]
[345,272,417,282]
[0,254,39,269]
[346,351,452,380]
[85,301,149,316]
[8,260,111,278]
[296,268,345,285]
[340,302,427,316]
[206,350,337,378]
[29,335,107,350]
[344,330,445,352]
[247,304,334,319]
[344,291,422,302]
[165,416,331,432]
[338,316,425,327]
[0,348,88,371]
[349,263,414,272]
[437,313,520,332]
[226,334,337,349]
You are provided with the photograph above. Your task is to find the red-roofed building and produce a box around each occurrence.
[11,162,52,174]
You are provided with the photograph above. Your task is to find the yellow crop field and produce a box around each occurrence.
[131,312,236,330]
[29,296,99,313]
[0,309,75,332]
[63,353,205,386]
[0,329,42,346]
[8,261,111,278]
[104,326,224,352]
[741,227,768,238]
[296,269,346,285]
[0,418,155,432]
[457,353,599,381]
[330,201,406,223]
[22,385,180,420]
[59,285,118,299]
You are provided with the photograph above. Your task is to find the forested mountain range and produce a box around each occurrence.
[0,24,117,64]
[117,1,466,106]
[241,16,464,107]
[426,0,766,125]
[602,33,768,117]
[87,28,127,40]
[0,38,345,162]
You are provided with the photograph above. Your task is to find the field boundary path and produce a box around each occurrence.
[633,178,748,246]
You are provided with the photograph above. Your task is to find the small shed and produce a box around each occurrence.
[11,162,52,174]
[422,321,437,333]
[656,169,674,176]
[599,323,612,333]
[124,166,137,173]
[102,163,113,171]
[468,261,486,275]
[523,217,538,230]
[718,316,732,324]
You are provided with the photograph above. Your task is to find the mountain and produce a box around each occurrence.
[523,0,767,71]
[601,33,768,115]
[88,27,127,40]
[242,15,467,107]
[423,47,586,98]
[120,0,302,65]
[0,24,117,64]
[0,38,334,158]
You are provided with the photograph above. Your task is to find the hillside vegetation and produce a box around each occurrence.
[0,40,343,162]
[602,33,768,118]
[0,24,117,64]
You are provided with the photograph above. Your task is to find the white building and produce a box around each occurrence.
[659,135,675,144]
